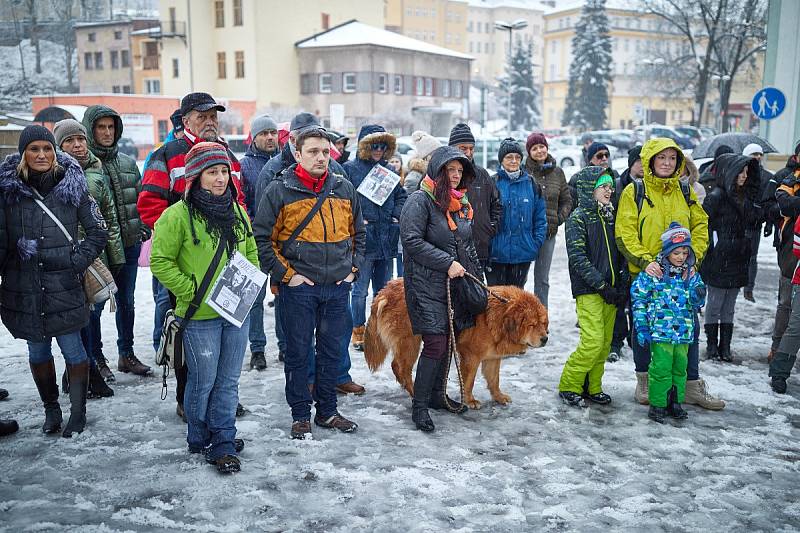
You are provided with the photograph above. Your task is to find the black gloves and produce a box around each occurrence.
[599,285,617,305]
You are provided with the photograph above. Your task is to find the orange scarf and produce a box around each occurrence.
[420,176,473,231]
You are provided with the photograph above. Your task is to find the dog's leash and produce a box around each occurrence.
[442,272,509,412]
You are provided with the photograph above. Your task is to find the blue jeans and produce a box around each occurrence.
[248,286,267,353]
[630,306,700,381]
[351,257,391,327]
[279,281,351,421]
[80,304,105,365]
[307,292,354,386]
[274,288,287,354]
[182,316,249,460]
[28,331,88,365]
[152,276,172,352]
[114,244,141,356]
[395,252,404,278]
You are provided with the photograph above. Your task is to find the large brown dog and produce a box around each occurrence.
[364,278,549,409]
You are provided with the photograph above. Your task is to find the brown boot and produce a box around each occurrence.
[63,361,89,438]
[118,354,153,376]
[336,381,366,395]
[30,359,62,434]
[351,326,365,351]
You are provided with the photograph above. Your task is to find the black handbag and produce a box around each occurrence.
[452,234,488,317]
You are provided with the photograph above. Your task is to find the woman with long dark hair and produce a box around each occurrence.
[400,146,483,432]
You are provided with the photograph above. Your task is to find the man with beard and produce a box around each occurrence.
[139,92,247,421]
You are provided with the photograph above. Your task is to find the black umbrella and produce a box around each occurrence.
[692,132,777,159]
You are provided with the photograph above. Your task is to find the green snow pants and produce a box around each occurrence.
[559,294,616,395]
[648,342,689,408]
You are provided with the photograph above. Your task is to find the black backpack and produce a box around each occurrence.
[630,178,695,213]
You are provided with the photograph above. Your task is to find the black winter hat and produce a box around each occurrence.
[290,112,319,133]
[448,123,475,146]
[18,125,56,154]
[170,108,184,131]
[713,145,734,159]
[627,145,642,168]
[497,138,523,162]
[180,92,226,115]
[586,142,609,163]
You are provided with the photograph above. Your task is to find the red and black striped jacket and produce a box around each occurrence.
[138,129,245,228]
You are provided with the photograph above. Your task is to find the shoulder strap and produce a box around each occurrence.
[32,191,74,245]
[182,239,227,325]
[680,180,696,207]
[633,179,645,213]
[281,176,333,255]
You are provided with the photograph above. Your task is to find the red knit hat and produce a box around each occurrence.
[184,141,230,194]
[526,132,548,153]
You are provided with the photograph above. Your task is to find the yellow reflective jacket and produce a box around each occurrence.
[615,137,709,275]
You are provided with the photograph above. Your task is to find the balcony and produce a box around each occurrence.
[143,56,159,70]
[132,21,186,40]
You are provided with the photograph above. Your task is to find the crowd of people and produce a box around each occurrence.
[1,89,799,472]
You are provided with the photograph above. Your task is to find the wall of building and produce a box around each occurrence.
[384,0,468,53]
[76,22,135,93]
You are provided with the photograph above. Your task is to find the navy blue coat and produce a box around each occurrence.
[240,143,278,219]
[491,166,547,264]
[343,157,407,261]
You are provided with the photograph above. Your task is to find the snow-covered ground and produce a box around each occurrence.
[1,231,799,532]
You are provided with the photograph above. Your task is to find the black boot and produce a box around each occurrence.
[430,357,467,414]
[718,323,734,362]
[666,386,688,419]
[704,323,719,360]
[88,363,114,398]
[61,369,70,394]
[30,359,62,434]
[648,405,667,424]
[411,357,439,432]
[62,361,89,438]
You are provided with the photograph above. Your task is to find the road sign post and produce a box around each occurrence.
[752,87,786,121]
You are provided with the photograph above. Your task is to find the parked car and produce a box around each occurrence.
[586,130,636,152]
[633,124,697,149]
[224,134,248,160]
[699,126,717,139]
[674,125,704,143]
[117,137,138,159]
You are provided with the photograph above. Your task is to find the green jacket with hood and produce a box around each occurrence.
[82,150,125,267]
[83,105,146,249]
[615,137,709,275]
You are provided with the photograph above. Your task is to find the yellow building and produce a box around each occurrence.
[384,0,468,53]
[157,0,383,109]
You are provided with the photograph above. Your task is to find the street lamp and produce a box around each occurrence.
[495,18,528,137]
[710,72,731,132]
[639,58,666,125]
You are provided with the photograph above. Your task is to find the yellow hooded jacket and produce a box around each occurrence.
[615,137,709,275]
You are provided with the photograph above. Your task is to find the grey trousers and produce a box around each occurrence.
[772,275,794,351]
[771,284,800,379]
[705,286,740,324]
[532,235,557,309]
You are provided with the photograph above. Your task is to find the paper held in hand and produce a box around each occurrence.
[356,164,401,206]
[206,251,267,328]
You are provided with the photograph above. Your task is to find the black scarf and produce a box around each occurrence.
[187,186,240,251]
[27,167,61,198]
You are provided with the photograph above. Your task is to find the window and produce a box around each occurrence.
[549,63,556,80]
[235,51,244,78]
[145,79,161,94]
[88,32,96,42]
[469,42,473,53]
[217,52,226,79]
[549,87,555,98]
[468,21,473,32]
[121,49,130,67]
[406,7,412,16]
[477,21,481,33]
[484,42,489,53]
[114,30,122,40]
[319,73,332,93]
[84,52,93,70]
[424,77,433,96]
[484,22,489,33]
[377,73,387,93]
[343,72,356,92]
[431,8,436,16]
[321,12,330,30]
[233,0,243,26]
[453,80,462,98]
[215,1,224,28]
[110,50,119,69]
[112,85,120,93]
[394,75,403,94]
[416,77,424,95]
[94,51,103,69]
[551,40,557,53]
[172,58,180,78]
[169,7,177,33]
[123,85,131,94]
[158,119,169,141]
[441,79,450,97]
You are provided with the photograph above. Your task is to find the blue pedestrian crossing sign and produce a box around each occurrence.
[752,87,786,120]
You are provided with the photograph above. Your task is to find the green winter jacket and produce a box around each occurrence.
[150,199,259,320]
[615,137,709,275]
[82,151,125,267]
[83,105,147,249]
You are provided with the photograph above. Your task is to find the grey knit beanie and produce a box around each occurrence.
[250,114,278,138]
[53,119,88,148]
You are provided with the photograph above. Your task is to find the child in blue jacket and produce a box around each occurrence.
[631,222,706,423]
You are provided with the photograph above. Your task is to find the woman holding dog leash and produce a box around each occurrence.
[400,146,485,432]
[150,142,259,473]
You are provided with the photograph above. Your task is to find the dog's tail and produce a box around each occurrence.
[364,294,389,372]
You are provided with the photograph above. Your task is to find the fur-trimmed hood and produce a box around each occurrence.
[407,157,428,174]
[682,156,699,186]
[356,125,396,161]
[0,151,87,207]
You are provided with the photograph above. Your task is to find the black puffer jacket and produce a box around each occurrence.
[700,154,761,289]
[0,152,108,341]
[400,147,482,335]
[467,162,502,260]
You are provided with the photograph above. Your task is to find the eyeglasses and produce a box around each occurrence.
[371,142,388,151]
[597,184,615,192]
[593,152,610,160]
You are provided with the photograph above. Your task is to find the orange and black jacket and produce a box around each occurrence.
[253,164,365,285]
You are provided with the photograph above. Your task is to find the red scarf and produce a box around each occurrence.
[295,164,327,193]
[420,176,473,231]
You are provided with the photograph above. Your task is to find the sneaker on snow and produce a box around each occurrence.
[314,413,358,432]
[771,377,787,394]
[559,391,586,407]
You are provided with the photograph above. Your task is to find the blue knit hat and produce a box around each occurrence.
[661,222,693,257]
[358,124,386,141]
[586,142,609,163]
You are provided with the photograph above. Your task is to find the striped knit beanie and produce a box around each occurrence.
[184,141,230,192]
